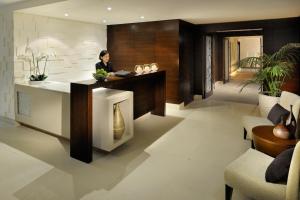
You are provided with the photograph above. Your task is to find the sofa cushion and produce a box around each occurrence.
[286,142,300,200]
[279,91,300,111]
[225,149,286,200]
[267,103,290,125]
[292,99,300,123]
[265,147,294,183]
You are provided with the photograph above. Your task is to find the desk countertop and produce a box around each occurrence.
[15,81,71,94]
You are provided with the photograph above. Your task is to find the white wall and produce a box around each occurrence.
[14,12,107,83]
[229,37,239,73]
[0,0,68,120]
[0,11,15,119]
[239,37,261,59]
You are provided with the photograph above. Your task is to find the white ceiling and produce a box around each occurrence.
[17,0,300,25]
[0,0,27,6]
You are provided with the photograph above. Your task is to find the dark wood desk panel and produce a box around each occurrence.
[70,71,166,163]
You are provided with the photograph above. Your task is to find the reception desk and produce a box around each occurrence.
[70,70,166,163]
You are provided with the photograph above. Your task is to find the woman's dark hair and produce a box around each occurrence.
[99,50,109,60]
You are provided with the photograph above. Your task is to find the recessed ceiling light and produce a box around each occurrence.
[103,19,107,23]
[64,13,69,17]
[107,7,112,11]
[140,16,145,19]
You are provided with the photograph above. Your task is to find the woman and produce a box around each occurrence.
[95,50,114,72]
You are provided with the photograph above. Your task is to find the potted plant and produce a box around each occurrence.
[17,46,55,81]
[93,68,108,81]
[240,43,300,116]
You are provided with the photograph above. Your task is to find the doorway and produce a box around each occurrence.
[224,36,263,82]
[208,35,262,104]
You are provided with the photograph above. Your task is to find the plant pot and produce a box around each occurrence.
[29,74,48,81]
[258,93,280,117]
[28,80,45,85]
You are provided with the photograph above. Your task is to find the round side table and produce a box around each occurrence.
[252,125,298,157]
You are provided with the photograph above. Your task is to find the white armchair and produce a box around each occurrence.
[224,142,300,200]
[242,91,300,141]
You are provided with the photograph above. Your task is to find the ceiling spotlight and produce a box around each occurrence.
[103,19,107,23]
[107,7,112,11]
[140,16,145,19]
[64,13,69,17]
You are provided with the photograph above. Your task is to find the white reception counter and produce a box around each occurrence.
[15,79,134,151]
[15,81,71,138]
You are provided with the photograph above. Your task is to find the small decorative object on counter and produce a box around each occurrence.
[143,64,151,73]
[114,70,131,77]
[93,68,108,81]
[287,105,297,139]
[150,63,159,72]
[134,65,144,74]
[30,74,48,81]
[273,116,289,139]
[113,103,125,140]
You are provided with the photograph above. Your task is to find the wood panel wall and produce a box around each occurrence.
[179,20,195,105]
[107,20,195,104]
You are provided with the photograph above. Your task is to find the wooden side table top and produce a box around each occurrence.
[252,125,298,157]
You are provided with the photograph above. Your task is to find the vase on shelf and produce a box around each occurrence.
[273,116,289,139]
[113,103,125,140]
[287,105,297,139]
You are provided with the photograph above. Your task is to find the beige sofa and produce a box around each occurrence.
[242,91,300,141]
[224,142,300,200]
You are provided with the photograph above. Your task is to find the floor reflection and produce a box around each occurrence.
[0,114,183,200]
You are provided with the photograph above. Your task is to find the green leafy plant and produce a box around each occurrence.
[240,43,300,97]
[93,68,108,81]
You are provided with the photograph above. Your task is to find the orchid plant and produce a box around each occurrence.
[17,46,56,81]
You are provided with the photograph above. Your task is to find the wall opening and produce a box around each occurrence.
[224,36,263,82]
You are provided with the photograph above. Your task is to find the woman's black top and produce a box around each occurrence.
[95,61,113,72]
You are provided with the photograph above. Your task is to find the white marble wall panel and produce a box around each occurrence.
[0,11,15,119]
[14,12,107,82]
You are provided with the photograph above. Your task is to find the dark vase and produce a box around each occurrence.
[287,105,297,139]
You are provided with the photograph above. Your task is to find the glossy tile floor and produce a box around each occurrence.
[0,97,261,200]
[210,80,259,105]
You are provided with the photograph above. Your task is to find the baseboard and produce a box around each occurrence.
[214,81,224,86]
[167,96,202,110]
[19,122,69,141]
[193,95,202,100]
[0,116,20,127]
[166,102,185,110]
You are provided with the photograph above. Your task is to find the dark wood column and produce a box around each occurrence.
[70,71,166,163]
[151,71,166,116]
[70,83,93,163]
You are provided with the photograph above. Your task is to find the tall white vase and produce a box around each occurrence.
[258,93,280,117]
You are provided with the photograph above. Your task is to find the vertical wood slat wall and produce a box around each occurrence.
[107,20,195,105]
